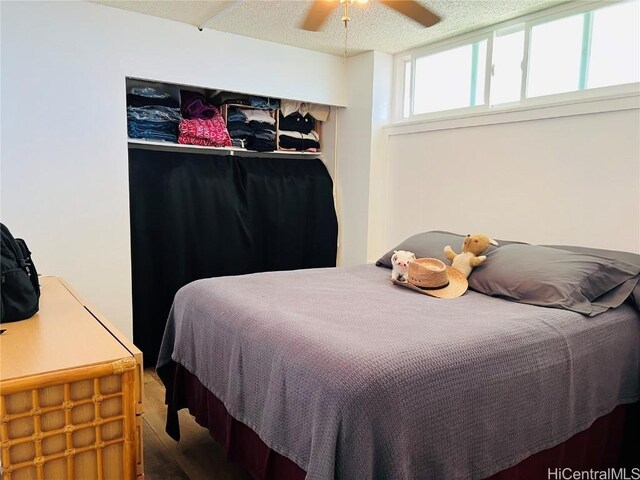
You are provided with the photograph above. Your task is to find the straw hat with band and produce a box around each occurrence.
[392,258,468,299]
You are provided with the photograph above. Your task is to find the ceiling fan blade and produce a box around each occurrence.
[301,0,337,31]
[379,0,441,28]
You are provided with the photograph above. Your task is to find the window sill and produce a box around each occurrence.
[385,87,640,136]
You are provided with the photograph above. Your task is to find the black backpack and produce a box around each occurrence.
[1,223,40,323]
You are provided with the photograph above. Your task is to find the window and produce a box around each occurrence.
[588,1,640,88]
[412,40,487,115]
[491,29,525,105]
[398,0,639,121]
[527,14,584,97]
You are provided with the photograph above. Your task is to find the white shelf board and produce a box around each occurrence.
[127,139,322,159]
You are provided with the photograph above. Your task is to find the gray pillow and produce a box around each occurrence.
[376,230,525,269]
[469,244,640,316]
[542,244,640,311]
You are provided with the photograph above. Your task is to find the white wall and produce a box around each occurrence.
[336,53,374,266]
[336,51,393,266]
[366,52,393,262]
[1,1,346,339]
[380,106,640,255]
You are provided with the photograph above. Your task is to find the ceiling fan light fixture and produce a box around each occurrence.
[301,0,441,32]
[339,0,352,28]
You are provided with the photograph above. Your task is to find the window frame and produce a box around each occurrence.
[392,0,639,124]
[397,33,493,119]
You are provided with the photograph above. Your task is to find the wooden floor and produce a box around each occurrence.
[142,369,250,480]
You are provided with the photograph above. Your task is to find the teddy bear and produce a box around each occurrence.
[444,234,498,278]
[391,250,416,282]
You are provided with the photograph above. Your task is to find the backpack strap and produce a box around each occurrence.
[16,238,40,297]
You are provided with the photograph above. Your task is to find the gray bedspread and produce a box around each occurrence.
[157,264,640,480]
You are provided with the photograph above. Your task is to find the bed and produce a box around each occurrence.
[157,232,640,479]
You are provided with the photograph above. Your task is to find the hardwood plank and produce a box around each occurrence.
[143,369,250,480]
[147,367,162,384]
[143,418,190,480]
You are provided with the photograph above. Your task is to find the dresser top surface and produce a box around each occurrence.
[0,276,132,382]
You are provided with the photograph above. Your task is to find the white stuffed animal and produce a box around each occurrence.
[391,250,416,282]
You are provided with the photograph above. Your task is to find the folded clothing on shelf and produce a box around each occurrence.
[278,146,320,153]
[178,117,232,147]
[127,105,181,123]
[278,130,320,151]
[231,138,249,148]
[128,120,178,142]
[126,87,181,143]
[127,105,181,142]
[210,91,251,106]
[246,123,276,152]
[247,133,276,152]
[130,87,171,98]
[227,122,254,139]
[127,91,179,109]
[225,108,276,151]
[180,90,219,120]
[227,108,248,123]
[243,109,276,125]
[278,112,315,134]
[249,96,280,110]
[280,99,330,122]
[248,121,275,133]
[177,135,227,147]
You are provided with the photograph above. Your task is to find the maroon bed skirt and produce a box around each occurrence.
[159,361,639,480]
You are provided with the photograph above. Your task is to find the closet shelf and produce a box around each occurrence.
[127,139,322,158]
[127,77,326,155]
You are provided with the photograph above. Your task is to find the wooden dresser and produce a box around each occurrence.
[0,276,143,480]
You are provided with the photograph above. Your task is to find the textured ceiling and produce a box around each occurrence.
[94,0,567,57]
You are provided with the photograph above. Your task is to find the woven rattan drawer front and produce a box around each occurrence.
[0,359,137,480]
[0,277,143,479]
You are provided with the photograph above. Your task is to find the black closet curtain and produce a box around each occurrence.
[128,148,338,365]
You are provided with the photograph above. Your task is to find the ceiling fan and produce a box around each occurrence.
[301,0,441,31]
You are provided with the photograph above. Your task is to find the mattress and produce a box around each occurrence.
[157,264,640,480]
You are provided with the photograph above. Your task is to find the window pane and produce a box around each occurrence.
[588,1,640,89]
[403,60,411,118]
[491,29,524,105]
[527,14,583,98]
[413,40,487,114]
